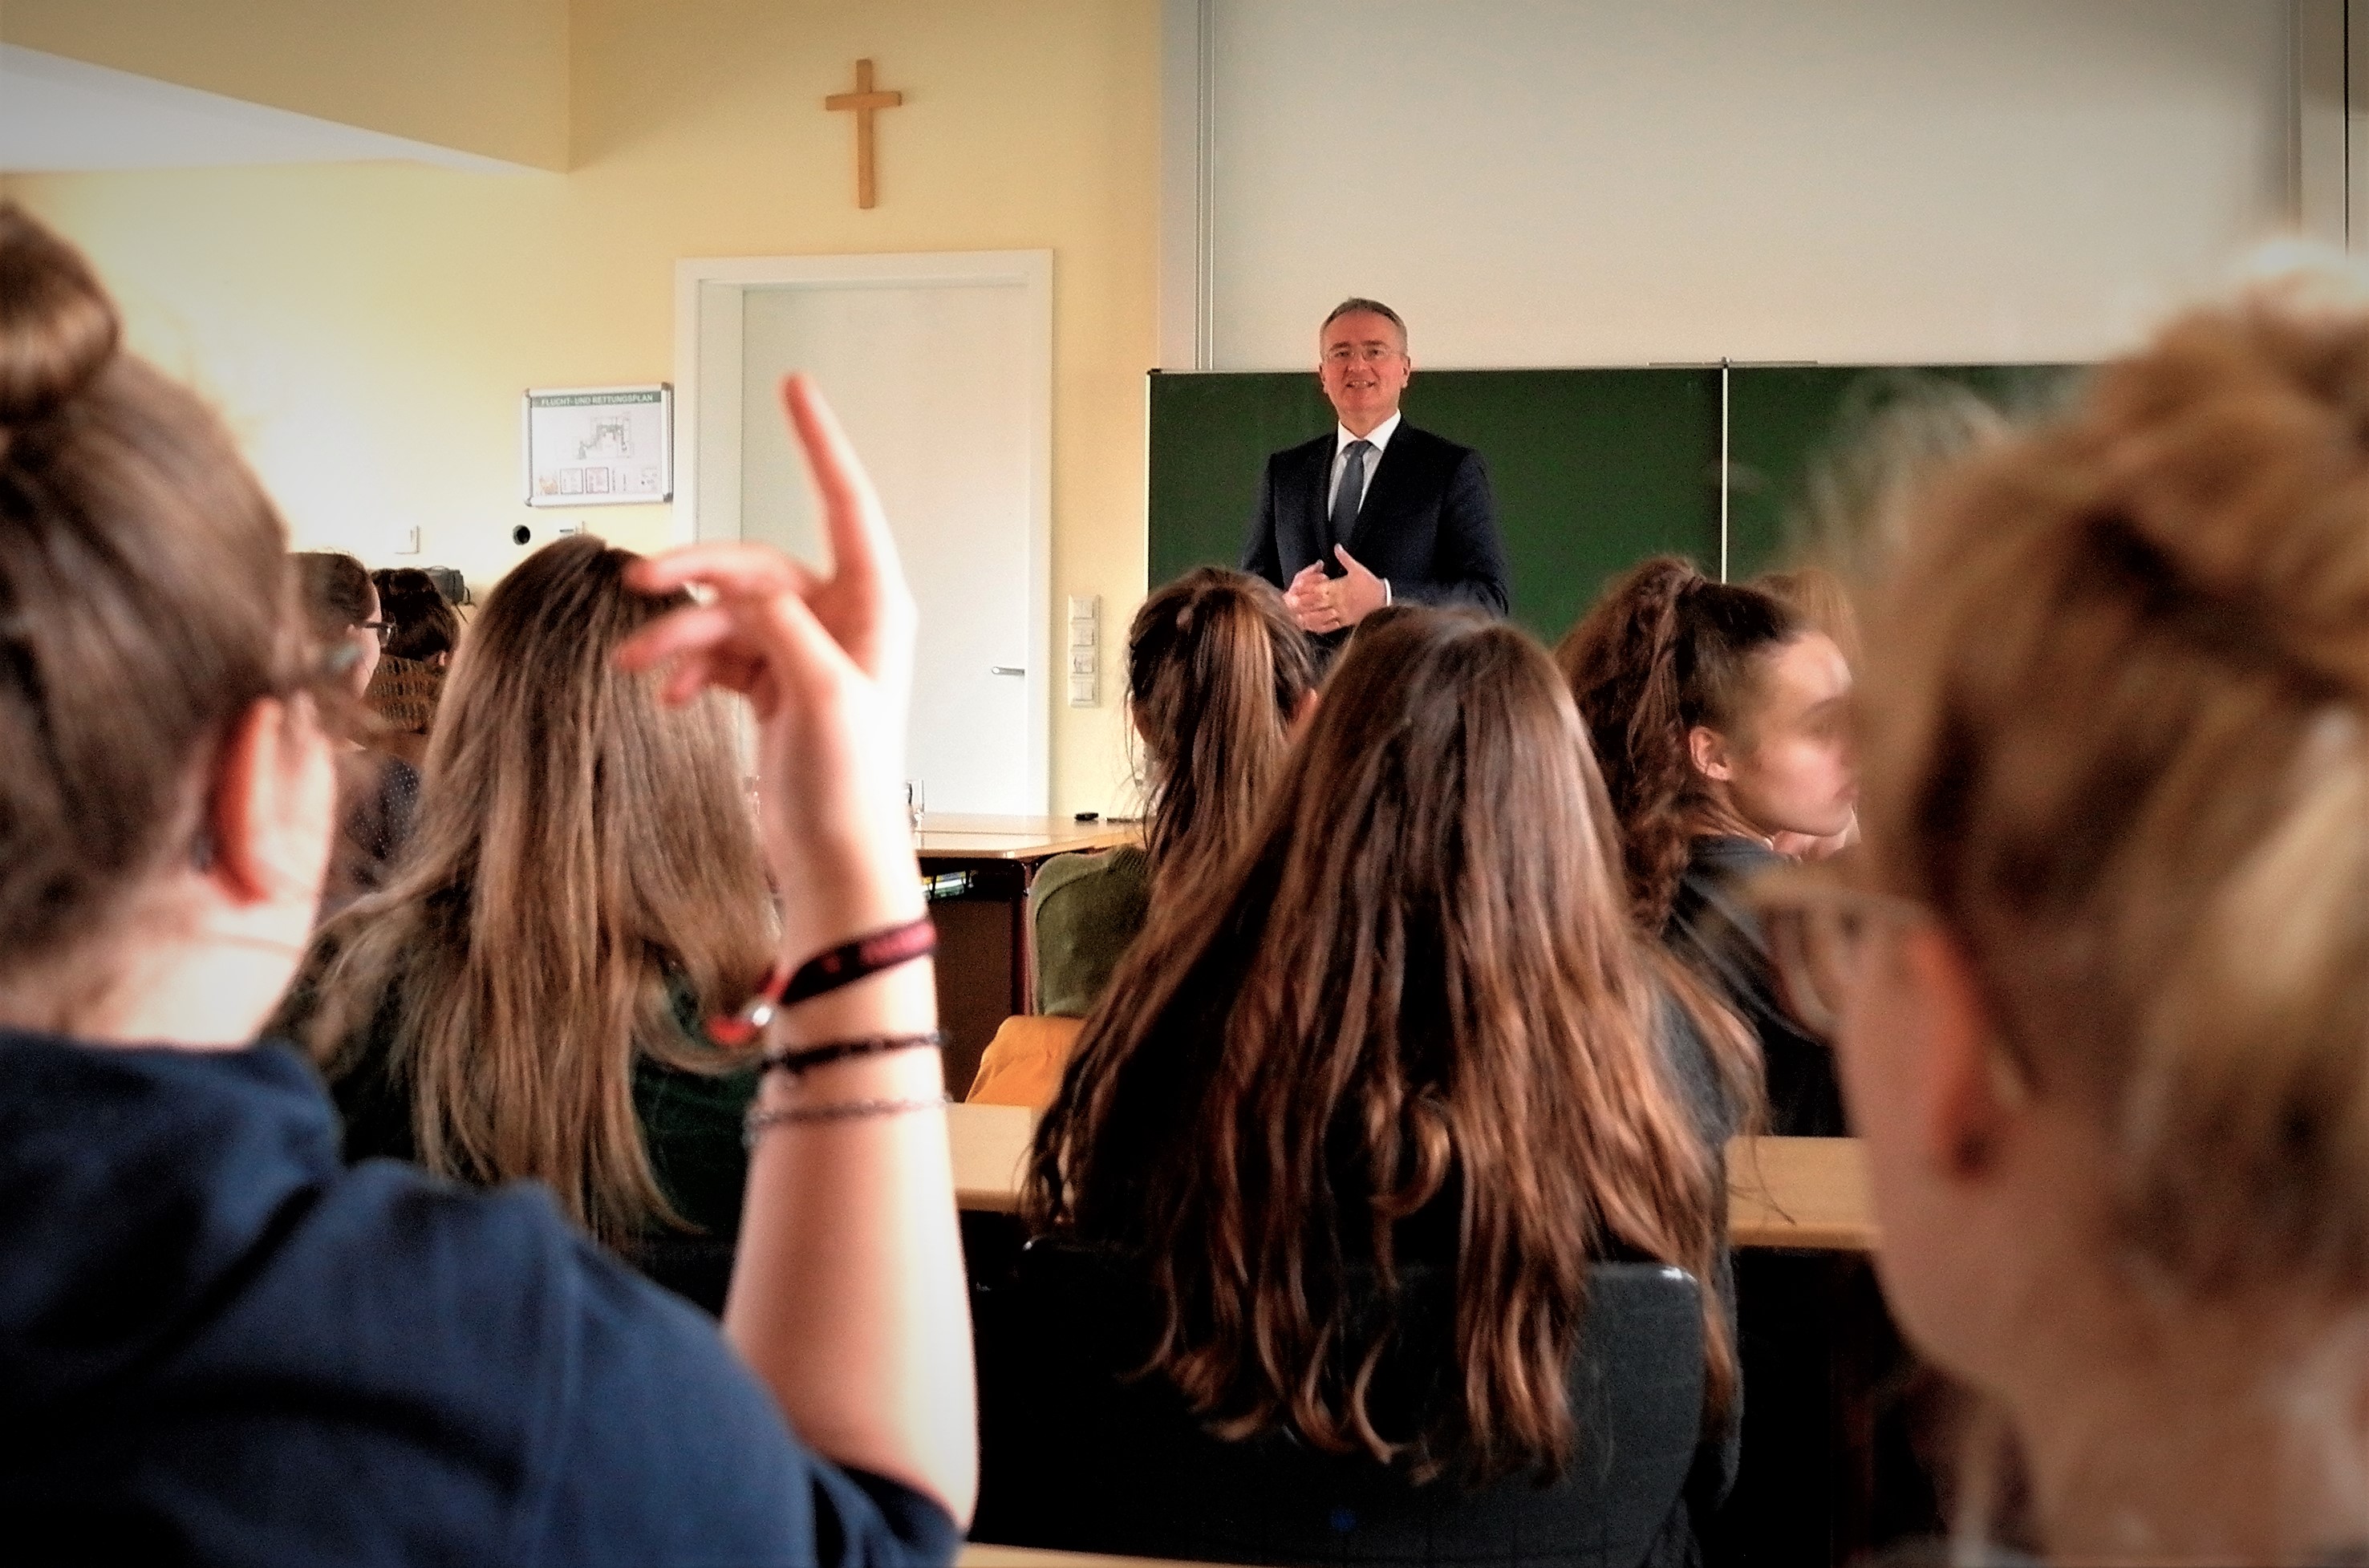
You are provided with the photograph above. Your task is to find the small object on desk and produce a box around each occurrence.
[923,869,978,901]
[1073,811,1099,822]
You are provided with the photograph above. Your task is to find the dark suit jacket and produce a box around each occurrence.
[1240,423,1511,628]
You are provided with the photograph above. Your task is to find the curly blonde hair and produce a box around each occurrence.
[1859,287,2369,1300]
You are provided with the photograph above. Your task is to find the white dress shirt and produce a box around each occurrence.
[1328,411,1402,603]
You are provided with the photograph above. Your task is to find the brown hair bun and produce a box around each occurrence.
[0,203,294,1004]
[2081,295,2369,699]
[0,202,120,427]
[1858,284,2369,1299]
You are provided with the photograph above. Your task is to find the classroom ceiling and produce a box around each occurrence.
[0,46,524,174]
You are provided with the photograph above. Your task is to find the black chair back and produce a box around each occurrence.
[972,1243,1706,1567]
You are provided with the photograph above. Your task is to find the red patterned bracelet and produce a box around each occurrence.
[705,916,938,1046]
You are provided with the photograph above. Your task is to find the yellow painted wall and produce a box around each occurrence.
[4,0,1158,814]
[1,0,571,171]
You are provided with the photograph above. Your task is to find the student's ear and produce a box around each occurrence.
[208,697,336,909]
[1289,687,1320,739]
[1898,922,2022,1181]
[1687,723,1734,783]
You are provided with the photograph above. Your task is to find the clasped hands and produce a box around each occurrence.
[1284,545,1387,635]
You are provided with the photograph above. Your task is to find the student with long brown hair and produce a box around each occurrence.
[1760,288,2369,1563]
[286,533,776,1313]
[1020,608,1755,1554]
[1556,561,1856,1135]
[1031,567,1315,1015]
[969,569,1314,1108]
[0,202,969,1560]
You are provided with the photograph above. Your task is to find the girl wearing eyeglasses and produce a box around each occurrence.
[294,549,417,913]
[1762,290,2369,1564]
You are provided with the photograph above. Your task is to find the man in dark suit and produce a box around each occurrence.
[1241,298,1510,645]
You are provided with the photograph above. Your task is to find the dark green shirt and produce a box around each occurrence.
[1029,845,1152,1018]
[319,985,755,1315]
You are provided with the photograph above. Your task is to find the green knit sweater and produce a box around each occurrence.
[1029,845,1152,1017]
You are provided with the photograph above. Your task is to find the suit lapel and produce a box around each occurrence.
[1301,436,1335,571]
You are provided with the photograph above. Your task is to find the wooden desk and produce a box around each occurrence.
[915,816,1138,1096]
[951,1100,1037,1215]
[947,1103,1876,1253]
[918,813,1138,861]
[1727,1135,1876,1251]
[960,1547,1192,1568]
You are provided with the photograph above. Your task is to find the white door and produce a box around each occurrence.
[676,253,1052,815]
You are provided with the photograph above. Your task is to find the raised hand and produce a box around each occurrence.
[615,375,923,960]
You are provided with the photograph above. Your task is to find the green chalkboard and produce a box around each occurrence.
[1147,363,2081,641]
[1723,364,2083,579]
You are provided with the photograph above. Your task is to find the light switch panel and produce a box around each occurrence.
[1065,593,1101,706]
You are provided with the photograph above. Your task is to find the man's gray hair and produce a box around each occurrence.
[1321,297,1406,347]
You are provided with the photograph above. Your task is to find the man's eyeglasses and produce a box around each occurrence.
[359,620,391,646]
[1748,874,1929,1041]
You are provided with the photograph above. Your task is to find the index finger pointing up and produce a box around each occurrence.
[781,374,904,587]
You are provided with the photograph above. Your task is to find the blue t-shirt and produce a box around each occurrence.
[0,1028,959,1567]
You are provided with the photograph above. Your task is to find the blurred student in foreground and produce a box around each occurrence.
[1761,285,2369,1564]
[0,202,971,1563]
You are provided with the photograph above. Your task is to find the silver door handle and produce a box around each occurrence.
[989,666,1024,676]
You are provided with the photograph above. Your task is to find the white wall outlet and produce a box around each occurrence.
[396,525,421,556]
[1068,675,1097,707]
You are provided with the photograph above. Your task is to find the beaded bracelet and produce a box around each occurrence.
[761,1031,945,1078]
[743,1093,953,1147]
[706,916,938,1046]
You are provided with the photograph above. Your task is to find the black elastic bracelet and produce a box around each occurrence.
[706,916,938,1046]
[744,1094,953,1148]
[760,1031,946,1077]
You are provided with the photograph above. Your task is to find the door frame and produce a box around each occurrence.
[673,249,1054,812]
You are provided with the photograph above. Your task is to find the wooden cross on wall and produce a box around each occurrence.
[825,59,903,209]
